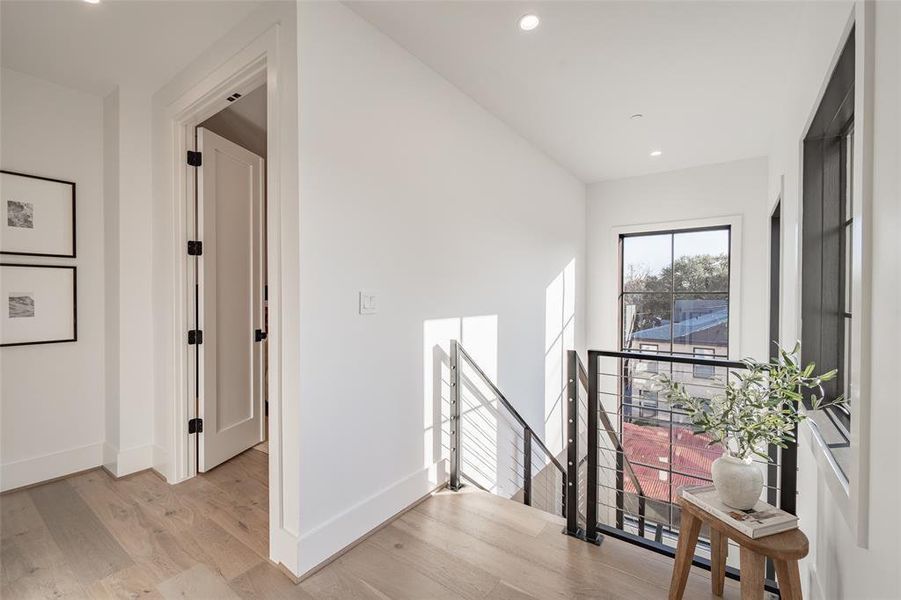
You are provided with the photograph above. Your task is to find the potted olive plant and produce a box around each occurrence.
[657,343,842,510]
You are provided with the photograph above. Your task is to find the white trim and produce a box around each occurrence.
[609,214,743,360]
[801,418,850,508]
[168,46,270,487]
[103,444,154,478]
[794,3,872,548]
[152,445,168,471]
[156,23,298,571]
[847,0,873,550]
[296,464,443,577]
[0,442,104,492]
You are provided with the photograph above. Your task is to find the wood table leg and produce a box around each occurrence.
[739,546,766,600]
[668,510,702,600]
[710,529,728,597]
[774,559,803,600]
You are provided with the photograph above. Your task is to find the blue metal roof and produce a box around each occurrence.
[631,307,728,342]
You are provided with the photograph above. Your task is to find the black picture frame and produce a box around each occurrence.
[1,263,77,347]
[1,169,77,258]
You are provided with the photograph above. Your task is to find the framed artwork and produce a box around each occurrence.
[1,264,77,347]
[1,170,76,258]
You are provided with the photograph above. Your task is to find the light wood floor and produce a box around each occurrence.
[1,449,740,599]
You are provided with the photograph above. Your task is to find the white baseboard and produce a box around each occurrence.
[1,442,104,492]
[295,463,446,577]
[152,445,171,482]
[103,444,154,478]
[271,525,301,580]
[103,442,118,468]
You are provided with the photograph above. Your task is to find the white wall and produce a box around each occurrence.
[100,83,156,478]
[0,68,106,490]
[586,157,769,361]
[770,2,901,598]
[103,88,121,460]
[295,1,585,575]
[111,85,156,475]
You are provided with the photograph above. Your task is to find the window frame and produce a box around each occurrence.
[637,388,659,420]
[835,122,854,429]
[609,215,744,543]
[692,347,717,379]
[618,225,733,359]
[797,11,873,548]
[638,342,659,374]
[801,28,856,439]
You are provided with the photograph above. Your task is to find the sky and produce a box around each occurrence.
[623,229,729,277]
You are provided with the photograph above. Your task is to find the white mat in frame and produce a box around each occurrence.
[1,263,76,347]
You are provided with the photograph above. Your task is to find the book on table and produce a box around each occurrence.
[680,485,798,539]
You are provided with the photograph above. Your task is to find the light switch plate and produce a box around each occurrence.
[359,290,377,315]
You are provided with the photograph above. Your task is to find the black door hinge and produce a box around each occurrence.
[188,418,203,434]
[254,329,268,342]
[188,329,203,345]
[265,400,269,417]
[187,240,203,256]
[187,151,202,167]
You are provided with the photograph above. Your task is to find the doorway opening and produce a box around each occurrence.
[186,85,271,557]
[181,81,272,561]
[193,85,269,476]
[164,24,294,571]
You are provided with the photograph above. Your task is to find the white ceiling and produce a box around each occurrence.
[348,1,810,182]
[2,1,819,182]
[1,0,262,97]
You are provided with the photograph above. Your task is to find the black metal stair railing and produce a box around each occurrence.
[443,340,791,595]
[568,349,795,595]
[449,340,567,519]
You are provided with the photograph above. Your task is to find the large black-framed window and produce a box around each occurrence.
[619,226,731,358]
[802,27,854,438]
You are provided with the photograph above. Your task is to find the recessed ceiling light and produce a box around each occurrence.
[630,113,644,120]
[650,150,663,157]
[519,14,540,31]
[83,0,101,4]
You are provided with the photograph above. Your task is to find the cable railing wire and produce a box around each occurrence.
[448,342,788,593]
[578,349,793,594]
[450,340,567,520]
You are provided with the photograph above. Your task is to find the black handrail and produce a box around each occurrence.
[449,340,566,514]
[586,349,744,539]
[591,349,746,370]
[583,348,784,595]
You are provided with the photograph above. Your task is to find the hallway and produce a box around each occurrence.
[2,449,740,599]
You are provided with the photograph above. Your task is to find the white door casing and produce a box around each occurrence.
[197,127,265,471]
[159,21,299,571]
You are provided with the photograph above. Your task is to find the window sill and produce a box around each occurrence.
[802,415,851,519]
[805,408,852,480]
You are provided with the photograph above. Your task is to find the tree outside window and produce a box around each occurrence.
[621,227,730,359]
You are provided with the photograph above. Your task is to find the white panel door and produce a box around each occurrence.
[197,127,265,472]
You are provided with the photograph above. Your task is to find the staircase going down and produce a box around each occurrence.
[447,342,786,596]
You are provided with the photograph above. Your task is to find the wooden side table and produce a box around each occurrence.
[668,495,809,600]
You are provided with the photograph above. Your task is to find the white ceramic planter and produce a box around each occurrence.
[711,455,763,510]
